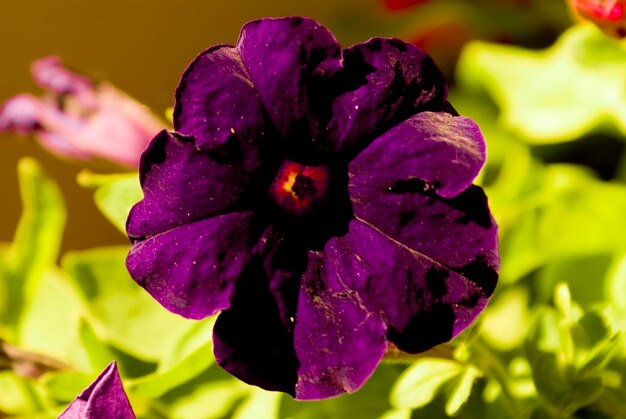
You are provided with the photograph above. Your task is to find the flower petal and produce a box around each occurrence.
[126,130,257,240]
[349,145,498,273]
[349,112,485,199]
[213,247,302,395]
[59,362,134,419]
[126,212,259,319]
[174,45,271,154]
[329,220,494,353]
[328,39,448,155]
[293,251,387,400]
[237,17,342,145]
[31,56,98,109]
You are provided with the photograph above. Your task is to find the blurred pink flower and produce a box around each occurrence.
[0,56,163,168]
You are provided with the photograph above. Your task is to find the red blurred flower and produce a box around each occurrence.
[568,0,626,38]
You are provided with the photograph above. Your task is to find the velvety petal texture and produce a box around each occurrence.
[59,362,134,419]
[237,17,342,142]
[127,212,259,319]
[174,45,270,155]
[293,252,387,399]
[126,130,256,240]
[327,39,447,154]
[126,16,499,401]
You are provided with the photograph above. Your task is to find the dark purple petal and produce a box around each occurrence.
[349,137,498,272]
[59,362,134,419]
[328,220,494,353]
[127,130,255,240]
[293,251,387,400]
[213,241,302,395]
[349,112,485,199]
[328,38,447,154]
[126,212,259,320]
[174,45,271,155]
[237,17,342,142]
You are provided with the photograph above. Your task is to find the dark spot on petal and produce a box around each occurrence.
[617,26,626,38]
[299,45,308,66]
[139,131,170,184]
[388,178,438,194]
[387,303,455,353]
[458,292,480,308]
[366,39,382,52]
[291,17,304,26]
[426,266,448,299]
[207,135,243,164]
[387,38,408,52]
[442,185,493,229]
[452,255,498,296]
[398,211,415,227]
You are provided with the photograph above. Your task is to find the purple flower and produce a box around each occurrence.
[59,362,135,418]
[0,56,163,168]
[126,17,499,400]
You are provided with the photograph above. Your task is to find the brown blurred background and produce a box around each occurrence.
[0,0,396,253]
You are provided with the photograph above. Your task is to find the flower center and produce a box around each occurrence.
[270,161,330,214]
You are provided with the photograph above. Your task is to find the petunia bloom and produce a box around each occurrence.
[126,17,499,400]
[59,362,135,418]
[0,56,163,168]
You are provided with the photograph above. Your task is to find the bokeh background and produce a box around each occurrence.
[0,0,571,252]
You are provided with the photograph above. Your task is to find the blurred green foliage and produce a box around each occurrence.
[3,2,626,418]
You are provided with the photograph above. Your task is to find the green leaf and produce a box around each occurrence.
[379,409,411,419]
[0,371,45,415]
[77,171,142,233]
[62,246,198,362]
[480,286,530,350]
[167,379,250,419]
[457,23,626,143]
[128,320,214,399]
[2,159,66,336]
[445,366,480,416]
[77,319,118,373]
[531,354,569,408]
[390,358,463,409]
[498,165,626,281]
[16,268,92,371]
[562,376,604,415]
[232,389,281,419]
[606,252,626,313]
[41,371,94,403]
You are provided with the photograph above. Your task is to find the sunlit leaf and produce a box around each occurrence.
[128,320,214,399]
[17,268,91,371]
[2,159,66,337]
[41,371,94,403]
[445,366,480,416]
[458,23,626,143]
[167,379,250,419]
[0,371,45,415]
[77,171,141,233]
[480,286,530,350]
[232,389,281,419]
[390,358,463,409]
[62,246,197,362]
